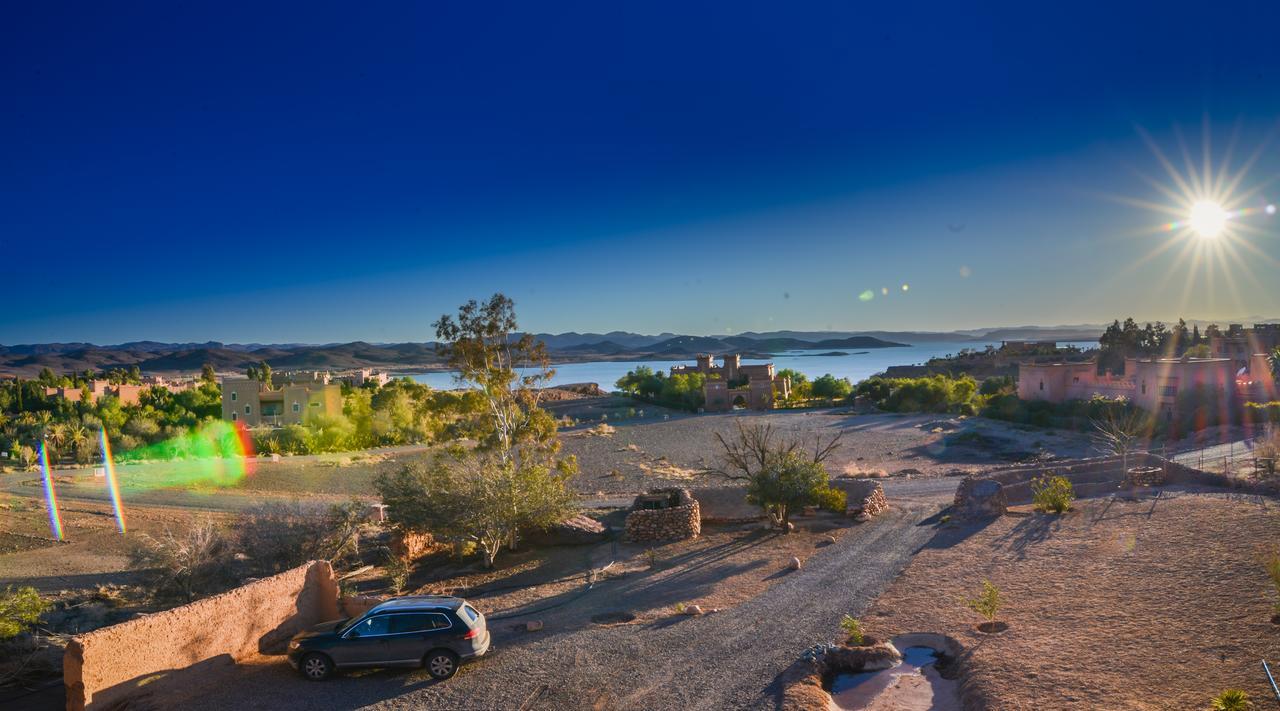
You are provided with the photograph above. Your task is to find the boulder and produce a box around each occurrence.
[789,556,803,571]
[953,476,1007,519]
[525,620,544,632]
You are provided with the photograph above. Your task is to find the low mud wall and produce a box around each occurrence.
[690,486,761,523]
[64,561,339,711]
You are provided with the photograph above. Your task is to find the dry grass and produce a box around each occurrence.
[864,493,1280,710]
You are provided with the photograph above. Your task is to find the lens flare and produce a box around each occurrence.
[39,443,64,541]
[112,420,256,491]
[858,289,875,302]
[100,430,127,533]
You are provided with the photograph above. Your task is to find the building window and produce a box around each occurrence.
[1141,381,1146,394]
[1039,381,1044,391]
[231,412,237,421]
[245,405,252,415]
[1072,376,1079,384]
[292,402,300,413]
[231,392,237,401]
[1161,385,1177,397]
[310,402,320,408]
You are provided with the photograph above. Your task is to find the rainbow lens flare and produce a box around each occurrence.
[39,443,64,541]
[112,420,256,491]
[100,429,127,533]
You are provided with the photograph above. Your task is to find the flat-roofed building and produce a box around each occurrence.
[1018,355,1236,418]
[221,379,342,427]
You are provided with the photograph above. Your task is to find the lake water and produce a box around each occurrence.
[403,340,1097,389]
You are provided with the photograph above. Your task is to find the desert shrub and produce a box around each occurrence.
[978,375,1016,396]
[1244,401,1280,426]
[815,486,847,513]
[1210,689,1252,711]
[384,551,409,595]
[1031,475,1075,513]
[644,548,659,568]
[129,521,236,601]
[0,586,49,639]
[964,579,1001,622]
[839,614,864,645]
[236,500,365,574]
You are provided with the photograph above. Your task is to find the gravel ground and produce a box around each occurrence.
[864,490,1280,710]
[161,486,951,711]
[561,409,1095,497]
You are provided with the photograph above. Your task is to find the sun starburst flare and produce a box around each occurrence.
[1106,119,1280,317]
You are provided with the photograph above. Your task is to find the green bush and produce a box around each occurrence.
[815,486,848,513]
[855,374,977,414]
[0,586,49,639]
[839,614,864,645]
[1210,689,1252,711]
[1031,475,1075,513]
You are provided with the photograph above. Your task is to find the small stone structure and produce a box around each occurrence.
[953,477,1008,518]
[1126,465,1165,487]
[625,488,701,542]
[830,479,888,518]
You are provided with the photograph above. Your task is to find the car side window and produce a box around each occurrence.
[388,613,451,634]
[349,615,392,637]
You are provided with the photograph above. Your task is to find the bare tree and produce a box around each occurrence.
[714,421,842,529]
[1091,409,1148,474]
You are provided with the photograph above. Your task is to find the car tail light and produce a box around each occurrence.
[462,628,479,640]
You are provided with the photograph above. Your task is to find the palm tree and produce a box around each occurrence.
[69,424,92,465]
[46,422,70,463]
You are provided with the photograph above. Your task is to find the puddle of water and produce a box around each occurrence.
[829,646,957,710]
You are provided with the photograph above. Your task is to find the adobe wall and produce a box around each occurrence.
[64,561,339,711]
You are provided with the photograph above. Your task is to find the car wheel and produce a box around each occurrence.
[424,650,459,680]
[301,653,333,681]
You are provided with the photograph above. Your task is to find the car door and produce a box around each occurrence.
[385,612,455,663]
[333,614,393,666]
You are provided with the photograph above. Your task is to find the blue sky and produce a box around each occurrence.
[4,2,1280,343]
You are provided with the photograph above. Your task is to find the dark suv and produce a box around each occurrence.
[287,595,490,681]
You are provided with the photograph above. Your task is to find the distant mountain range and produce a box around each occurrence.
[23,319,1280,377]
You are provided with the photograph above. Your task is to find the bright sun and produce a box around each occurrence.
[1188,200,1227,239]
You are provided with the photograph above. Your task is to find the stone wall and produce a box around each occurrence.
[830,479,887,518]
[625,488,701,542]
[64,561,339,711]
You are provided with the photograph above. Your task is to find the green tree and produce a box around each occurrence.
[201,364,218,387]
[810,374,852,399]
[377,294,577,565]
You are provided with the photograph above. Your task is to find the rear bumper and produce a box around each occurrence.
[461,629,491,659]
